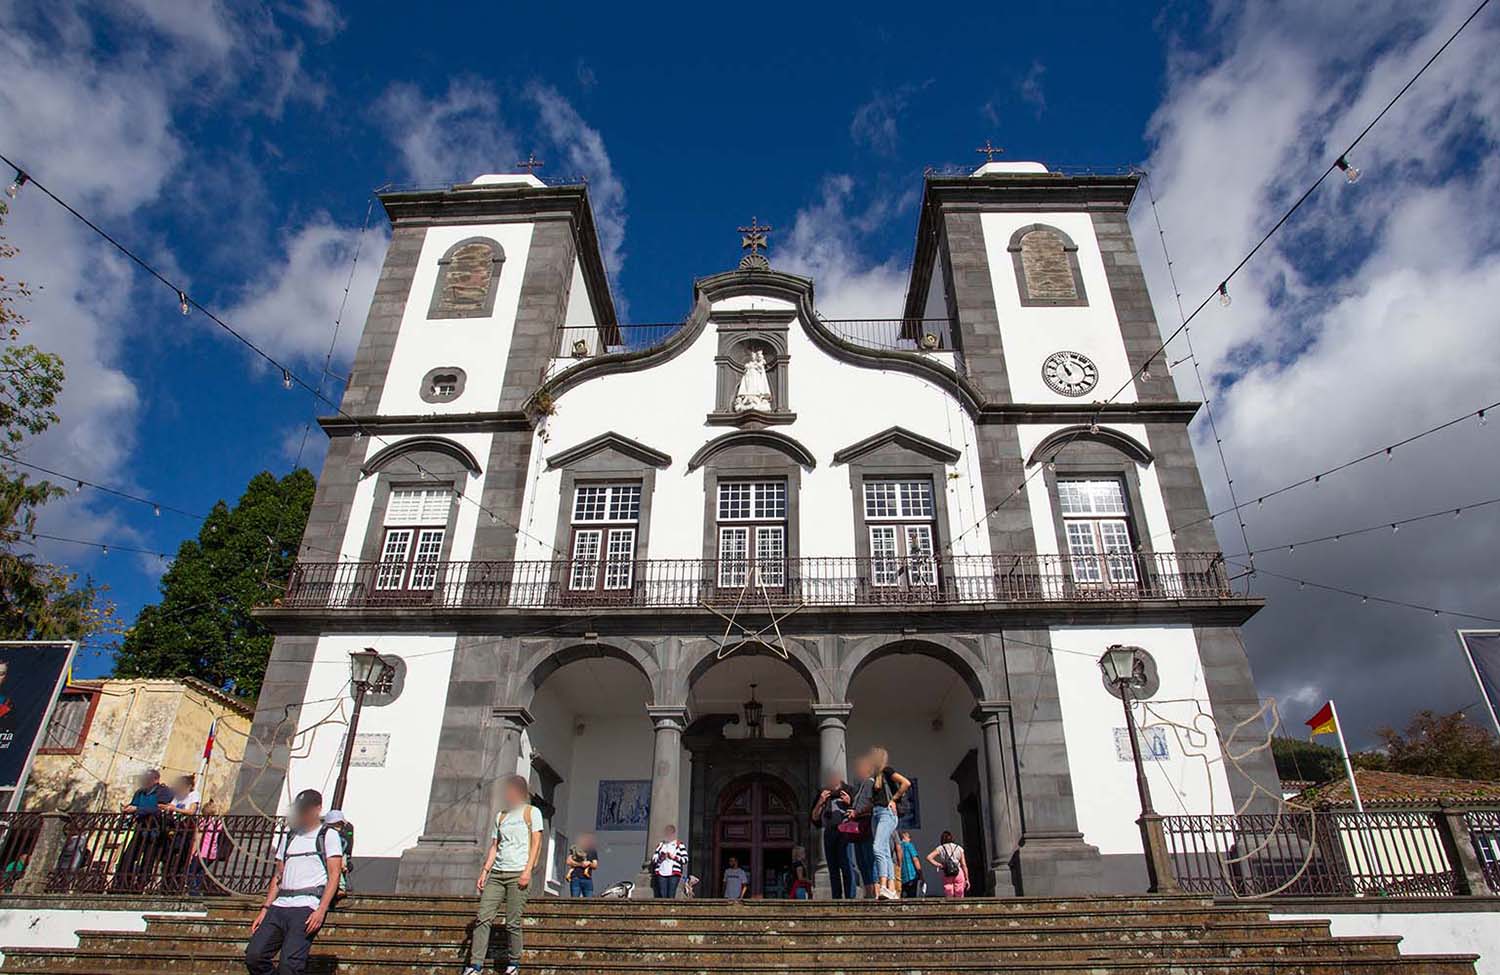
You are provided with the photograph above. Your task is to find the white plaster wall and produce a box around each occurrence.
[1016,423,1175,557]
[377,222,536,416]
[0,908,202,963]
[980,211,1139,405]
[281,633,457,860]
[1270,910,1498,974]
[517,299,991,566]
[1053,625,1234,855]
[561,257,594,328]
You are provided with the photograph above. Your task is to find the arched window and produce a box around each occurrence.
[427,238,505,319]
[1008,224,1088,306]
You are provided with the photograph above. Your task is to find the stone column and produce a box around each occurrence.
[975,701,1020,896]
[811,704,853,898]
[16,813,68,895]
[634,705,688,897]
[483,707,535,837]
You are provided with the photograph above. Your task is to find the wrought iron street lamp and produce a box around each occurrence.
[742,683,764,739]
[331,648,395,811]
[1098,644,1176,893]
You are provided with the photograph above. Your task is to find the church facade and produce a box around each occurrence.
[241,161,1280,897]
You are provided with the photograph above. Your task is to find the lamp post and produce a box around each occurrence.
[331,648,394,812]
[1098,644,1177,893]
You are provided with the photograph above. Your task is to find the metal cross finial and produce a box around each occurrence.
[976,139,1005,162]
[517,152,544,174]
[738,216,773,270]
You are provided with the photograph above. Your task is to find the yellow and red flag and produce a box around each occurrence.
[1305,701,1337,737]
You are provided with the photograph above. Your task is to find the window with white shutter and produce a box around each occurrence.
[568,483,641,592]
[1058,478,1137,584]
[716,480,787,589]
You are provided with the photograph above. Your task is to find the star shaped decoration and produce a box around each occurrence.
[701,577,803,660]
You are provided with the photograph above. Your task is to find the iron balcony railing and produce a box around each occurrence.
[1161,809,1500,898]
[554,318,957,359]
[43,812,287,896]
[279,552,1230,611]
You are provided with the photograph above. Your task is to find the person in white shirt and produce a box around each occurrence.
[650,825,687,898]
[245,789,343,975]
[164,775,201,884]
[721,857,749,899]
[464,774,543,975]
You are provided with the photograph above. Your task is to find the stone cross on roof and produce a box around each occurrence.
[976,139,1005,162]
[516,152,544,174]
[738,216,772,270]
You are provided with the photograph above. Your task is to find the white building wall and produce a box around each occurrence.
[377,223,536,416]
[517,300,992,565]
[1052,625,1234,856]
[0,909,203,965]
[1271,910,1499,975]
[281,633,457,861]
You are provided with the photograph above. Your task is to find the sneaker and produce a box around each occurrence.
[461,967,483,975]
[502,967,520,975]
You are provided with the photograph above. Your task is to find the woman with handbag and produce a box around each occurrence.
[845,755,877,897]
[810,771,856,899]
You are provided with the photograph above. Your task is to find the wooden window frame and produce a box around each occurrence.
[567,483,642,594]
[38,687,101,756]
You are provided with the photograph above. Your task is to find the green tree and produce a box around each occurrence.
[113,468,315,696]
[1272,736,1343,783]
[0,197,116,640]
[1374,709,1500,781]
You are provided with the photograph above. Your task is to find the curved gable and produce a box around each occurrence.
[361,435,483,476]
[1027,425,1153,466]
[687,429,817,472]
[546,431,672,470]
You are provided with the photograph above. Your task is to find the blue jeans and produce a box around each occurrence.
[569,876,593,898]
[854,836,876,888]
[822,828,855,899]
[871,807,898,882]
[652,874,679,898]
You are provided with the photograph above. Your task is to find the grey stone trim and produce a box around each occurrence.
[320,411,531,436]
[380,182,616,332]
[548,453,660,562]
[417,366,466,405]
[355,451,469,565]
[341,225,427,416]
[832,426,961,465]
[1007,223,1088,307]
[1090,210,1179,403]
[232,635,318,816]
[938,211,1011,402]
[972,424,1037,555]
[360,435,481,477]
[425,236,505,320]
[296,434,365,562]
[545,431,671,470]
[1027,424,1154,467]
[687,429,816,472]
[705,410,797,427]
[1039,441,1156,556]
[500,219,579,412]
[839,444,953,565]
[714,316,790,414]
[978,402,1201,425]
[470,429,537,563]
[1194,625,1281,813]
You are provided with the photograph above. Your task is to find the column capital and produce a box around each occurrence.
[972,699,1012,724]
[491,706,534,730]
[812,703,853,729]
[646,705,690,731]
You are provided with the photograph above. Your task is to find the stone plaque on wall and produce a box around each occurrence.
[349,733,390,768]
[596,779,651,831]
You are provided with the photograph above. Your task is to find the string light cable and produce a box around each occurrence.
[0,151,560,557]
[2,457,203,520]
[944,0,1495,553]
[1223,557,1500,623]
[1223,494,1500,560]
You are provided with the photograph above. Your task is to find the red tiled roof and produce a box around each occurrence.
[1291,769,1500,808]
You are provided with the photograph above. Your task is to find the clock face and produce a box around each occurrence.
[1042,351,1098,397]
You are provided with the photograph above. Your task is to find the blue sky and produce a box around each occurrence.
[3,1,1500,747]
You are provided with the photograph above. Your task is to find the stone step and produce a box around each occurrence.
[66,928,1402,964]
[125,915,1337,947]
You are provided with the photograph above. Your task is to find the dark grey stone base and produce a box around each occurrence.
[351,855,400,894]
[396,837,485,895]
[1013,833,1106,896]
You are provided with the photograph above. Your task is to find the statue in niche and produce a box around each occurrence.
[732,349,774,412]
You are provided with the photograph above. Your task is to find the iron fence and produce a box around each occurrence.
[0,812,42,892]
[280,551,1231,611]
[554,323,685,357]
[1162,810,1464,898]
[45,812,285,896]
[818,318,955,352]
[1465,809,1500,891]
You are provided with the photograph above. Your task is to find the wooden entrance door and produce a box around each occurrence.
[713,773,799,897]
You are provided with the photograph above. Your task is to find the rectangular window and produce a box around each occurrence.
[569,483,642,592]
[715,480,788,589]
[385,487,452,526]
[604,528,637,589]
[571,529,602,589]
[1059,478,1137,584]
[718,526,750,588]
[863,479,934,520]
[41,692,95,752]
[718,481,786,521]
[573,484,641,524]
[862,478,939,589]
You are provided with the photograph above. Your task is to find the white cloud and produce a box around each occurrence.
[849,82,930,156]
[776,175,912,319]
[1018,60,1047,117]
[1136,0,1500,743]
[529,84,627,282]
[374,79,519,186]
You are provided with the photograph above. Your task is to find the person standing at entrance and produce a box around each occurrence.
[810,771,854,899]
[464,775,543,975]
[722,857,749,900]
[565,834,598,899]
[245,789,343,975]
[846,755,878,897]
[855,747,910,901]
[926,831,969,899]
[898,831,923,898]
[649,825,687,898]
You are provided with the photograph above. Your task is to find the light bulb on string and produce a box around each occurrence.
[1391,523,1399,534]
[178,291,190,316]
[1217,282,1231,308]
[4,170,26,199]
[1361,595,1368,604]
[74,480,83,494]
[101,544,108,556]
[1384,447,1393,462]
[153,505,161,517]
[1480,409,1488,427]
[281,369,293,390]
[1089,422,1100,436]
[1298,581,1305,591]
[1288,544,1295,555]
[1454,508,1463,519]
[1335,155,1361,184]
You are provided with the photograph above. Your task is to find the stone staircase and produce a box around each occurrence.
[0,894,1481,974]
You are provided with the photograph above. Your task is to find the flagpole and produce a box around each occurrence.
[1457,631,1500,738]
[1329,699,1363,813]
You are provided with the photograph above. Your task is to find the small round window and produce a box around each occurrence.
[419,367,467,404]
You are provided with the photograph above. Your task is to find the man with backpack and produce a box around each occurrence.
[464,774,543,975]
[246,789,343,975]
